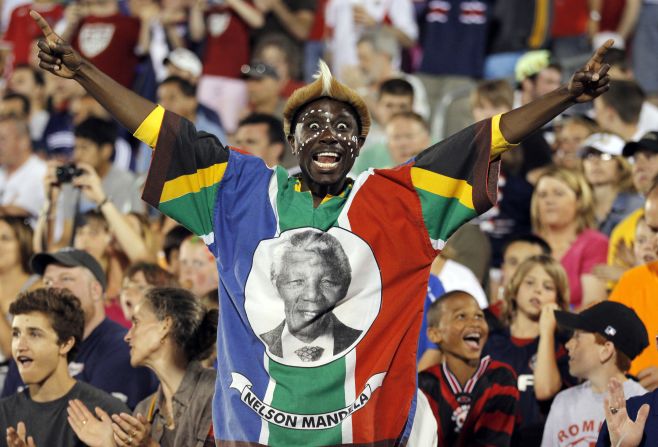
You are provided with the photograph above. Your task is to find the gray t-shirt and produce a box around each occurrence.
[59,165,144,220]
[0,381,129,447]
[541,379,646,447]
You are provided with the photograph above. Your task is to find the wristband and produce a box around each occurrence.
[97,196,110,210]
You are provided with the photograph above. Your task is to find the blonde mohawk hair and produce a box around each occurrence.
[283,60,371,138]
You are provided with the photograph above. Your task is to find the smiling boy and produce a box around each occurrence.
[0,288,128,446]
[419,290,519,446]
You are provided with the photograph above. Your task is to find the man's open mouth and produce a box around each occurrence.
[312,152,342,169]
[463,333,482,350]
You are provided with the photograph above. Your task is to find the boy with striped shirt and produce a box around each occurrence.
[419,291,519,446]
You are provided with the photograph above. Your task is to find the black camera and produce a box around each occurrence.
[56,164,84,184]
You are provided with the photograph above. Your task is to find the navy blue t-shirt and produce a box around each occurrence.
[597,389,657,446]
[483,328,575,446]
[2,318,158,409]
[419,0,493,78]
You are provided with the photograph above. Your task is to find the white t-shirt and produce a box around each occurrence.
[0,154,47,217]
[541,379,646,447]
[326,0,418,80]
[437,259,489,309]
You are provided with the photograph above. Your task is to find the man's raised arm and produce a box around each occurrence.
[500,40,613,144]
[31,10,155,133]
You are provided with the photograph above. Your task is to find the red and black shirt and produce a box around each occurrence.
[419,356,519,447]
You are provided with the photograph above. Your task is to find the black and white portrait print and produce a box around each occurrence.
[245,227,382,367]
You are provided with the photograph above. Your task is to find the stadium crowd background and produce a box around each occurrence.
[0,0,658,445]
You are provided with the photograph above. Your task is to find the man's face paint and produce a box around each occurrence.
[289,98,364,194]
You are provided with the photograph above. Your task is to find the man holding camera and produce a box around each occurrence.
[39,117,143,248]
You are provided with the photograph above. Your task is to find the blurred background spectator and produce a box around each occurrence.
[531,167,608,309]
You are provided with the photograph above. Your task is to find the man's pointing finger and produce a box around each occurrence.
[587,39,614,66]
[29,10,59,43]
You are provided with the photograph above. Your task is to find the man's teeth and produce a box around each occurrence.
[313,160,340,169]
[17,356,32,365]
[316,152,339,159]
[313,152,341,166]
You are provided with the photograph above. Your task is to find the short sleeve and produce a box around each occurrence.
[139,109,230,252]
[410,116,512,250]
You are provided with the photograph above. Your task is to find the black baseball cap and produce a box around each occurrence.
[240,62,279,80]
[622,131,658,157]
[555,301,648,360]
[30,248,107,291]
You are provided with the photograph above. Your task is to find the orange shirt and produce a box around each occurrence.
[609,260,658,375]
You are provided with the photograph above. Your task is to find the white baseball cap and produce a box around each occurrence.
[163,48,203,78]
[579,132,625,157]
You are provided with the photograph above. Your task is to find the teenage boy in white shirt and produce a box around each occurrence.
[541,301,649,447]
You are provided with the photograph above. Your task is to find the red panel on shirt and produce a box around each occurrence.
[72,14,140,88]
[105,299,130,328]
[308,0,328,41]
[601,0,626,32]
[5,4,64,66]
[201,6,251,78]
[551,0,588,37]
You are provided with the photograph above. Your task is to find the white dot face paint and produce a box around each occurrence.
[292,99,364,180]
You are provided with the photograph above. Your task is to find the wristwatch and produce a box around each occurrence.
[590,10,601,21]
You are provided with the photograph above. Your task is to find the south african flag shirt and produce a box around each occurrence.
[136,105,513,446]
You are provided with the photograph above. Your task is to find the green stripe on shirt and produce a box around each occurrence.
[158,185,219,237]
[415,188,478,243]
[268,358,346,445]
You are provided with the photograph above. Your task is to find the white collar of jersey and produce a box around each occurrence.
[442,355,491,396]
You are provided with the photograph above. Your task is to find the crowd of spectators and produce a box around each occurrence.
[0,0,658,445]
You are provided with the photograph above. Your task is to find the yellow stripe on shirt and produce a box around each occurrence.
[134,105,165,148]
[410,167,474,210]
[490,114,517,160]
[160,162,228,203]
